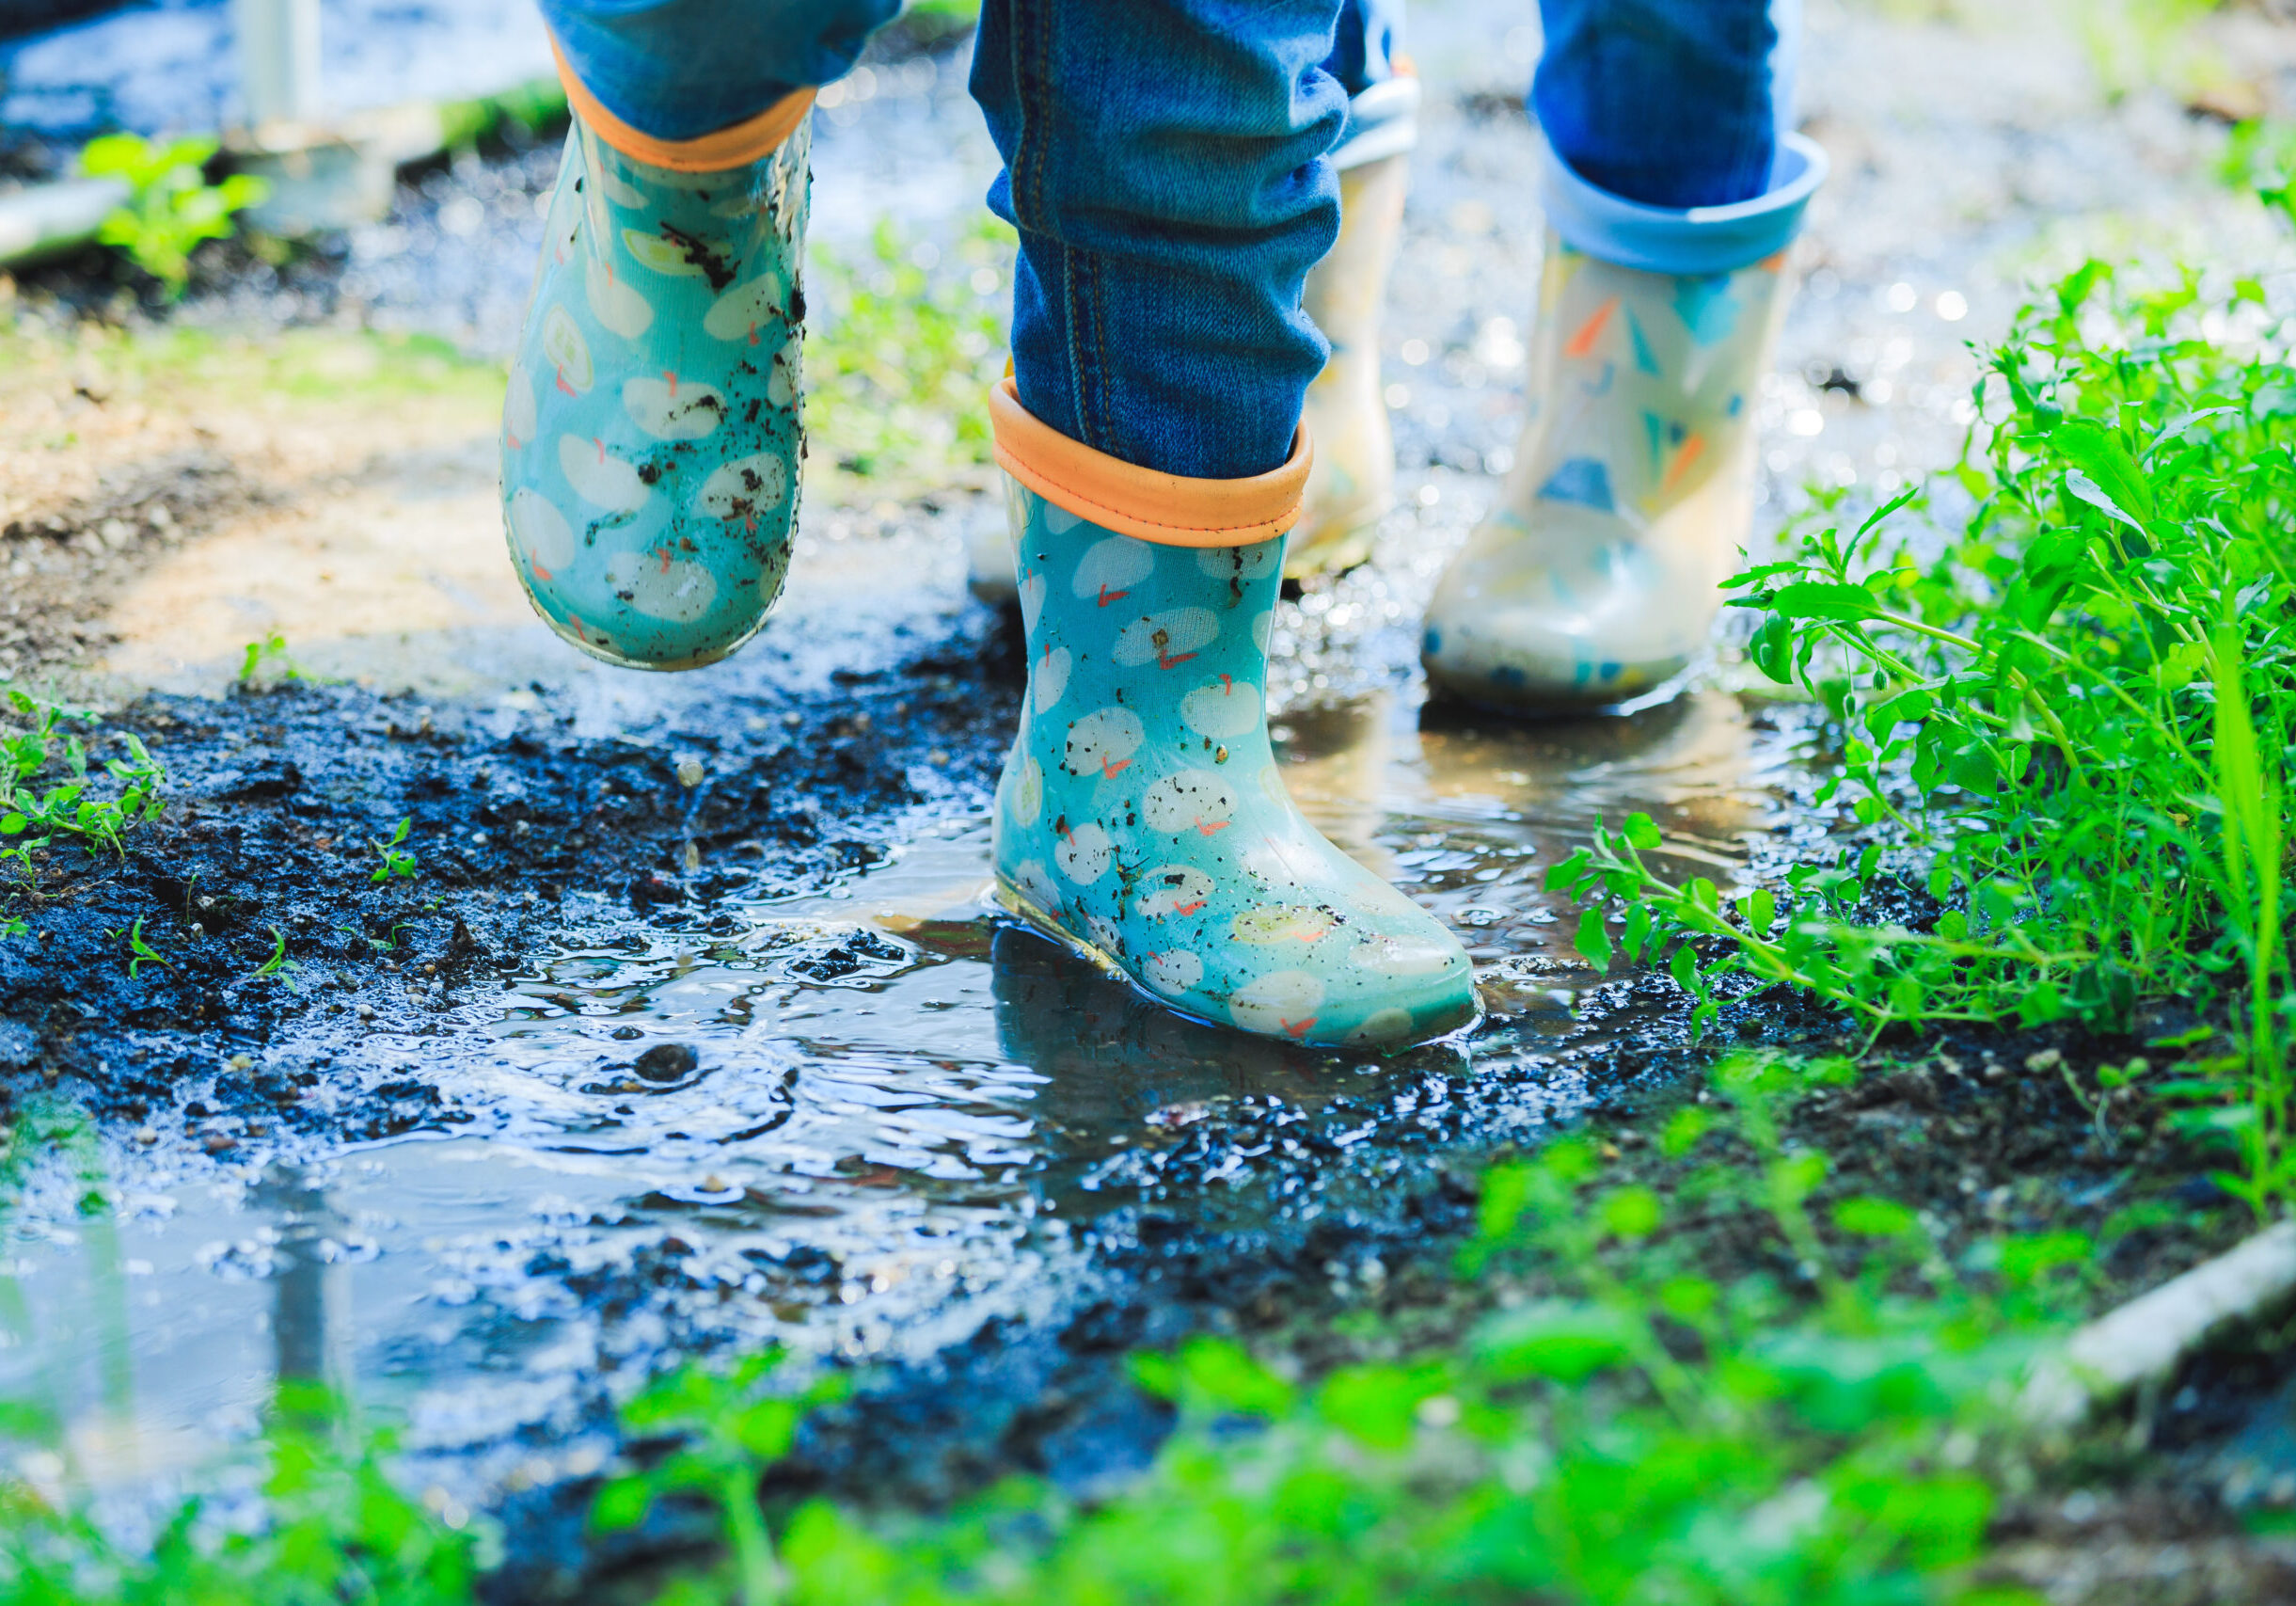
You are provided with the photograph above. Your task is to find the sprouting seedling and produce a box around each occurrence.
[1,916,24,942]
[123,916,168,979]
[370,819,419,885]
[252,926,295,978]
[237,632,306,689]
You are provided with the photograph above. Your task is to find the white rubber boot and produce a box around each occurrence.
[1289,77,1417,581]
[1421,133,1827,713]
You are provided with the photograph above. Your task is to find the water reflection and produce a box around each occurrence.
[259,1168,352,1396]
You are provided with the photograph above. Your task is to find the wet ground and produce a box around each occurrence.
[8,1,2296,1598]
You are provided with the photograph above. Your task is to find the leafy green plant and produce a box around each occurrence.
[371,818,420,885]
[437,78,569,153]
[1552,262,2294,1197]
[592,1350,850,1606]
[748,1054,2080,1606]
[803,215,1012,494]
[1,693,166,862]
[81,134,267,297]
[0,1383,480,1603]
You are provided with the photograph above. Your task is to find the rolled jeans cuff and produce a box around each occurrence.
[1540,130,1828,275]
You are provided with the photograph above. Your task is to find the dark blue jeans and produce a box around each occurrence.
[538,0,1796,480]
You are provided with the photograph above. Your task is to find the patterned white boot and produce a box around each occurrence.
[1288,76,1417,581]
[1421,132,1827,712]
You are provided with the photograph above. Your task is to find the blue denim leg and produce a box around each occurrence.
[1324,0,1405,96]
[537,0,899,140]
[972,0,1349,481]
[1532,0,1797,210]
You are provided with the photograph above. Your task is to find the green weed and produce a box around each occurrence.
[252,925,295,978]
[592,1352,851,1605]
[437,78,569,154]
[1553,261,2295,1198]
[371,818,420,885]
[0,1387,482,1603]
[236,631,307,689]
[0,693,166,863]
[646,1054,2082,1606]
[118,914,167,979]
[80,134,268,298]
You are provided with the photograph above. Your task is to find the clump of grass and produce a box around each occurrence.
[606,1055,2109,1606]
[802,216,1012,497]
[591,1352,851,1606]
[437,77,570,155]
[1552,260,2294,1200]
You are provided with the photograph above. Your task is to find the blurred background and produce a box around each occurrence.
[6,0,2296,701]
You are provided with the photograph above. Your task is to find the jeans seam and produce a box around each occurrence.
[1085,247,1113,455]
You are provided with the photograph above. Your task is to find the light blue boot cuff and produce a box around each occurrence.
[1332,76,1420,172]
[1539,131,1828,275]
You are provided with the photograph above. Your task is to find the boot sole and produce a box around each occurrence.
[992,875,1132,985]
[991,875,1480,1050]
[1421,653,1697,720]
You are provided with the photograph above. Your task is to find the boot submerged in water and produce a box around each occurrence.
[1420,133,1827,713]
[986,380,1477,1049]
[502,64,814,670]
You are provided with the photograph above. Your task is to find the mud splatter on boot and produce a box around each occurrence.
[501,112,809,670]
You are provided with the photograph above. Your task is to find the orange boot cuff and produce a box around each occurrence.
[551,39,815,173]
[988,377,1312,548]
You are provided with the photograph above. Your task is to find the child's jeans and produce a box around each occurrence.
[537,0,1798,480]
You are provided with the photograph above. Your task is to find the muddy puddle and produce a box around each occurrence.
[23,0,2285,1574]
[0,665,1797,1526]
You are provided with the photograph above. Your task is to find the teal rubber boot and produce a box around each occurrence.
[501,112,810,669]
[990,477,1479,1050]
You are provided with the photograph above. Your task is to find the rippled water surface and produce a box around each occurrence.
[0,682,1795,1496]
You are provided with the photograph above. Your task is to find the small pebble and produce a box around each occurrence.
[134,1127,158,1145]
[227,1053,254,1072]
[356,1002,375,1019]
[633,1042,699,1083]
[2025,1048,2064,1073]
[675,755,706,787]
